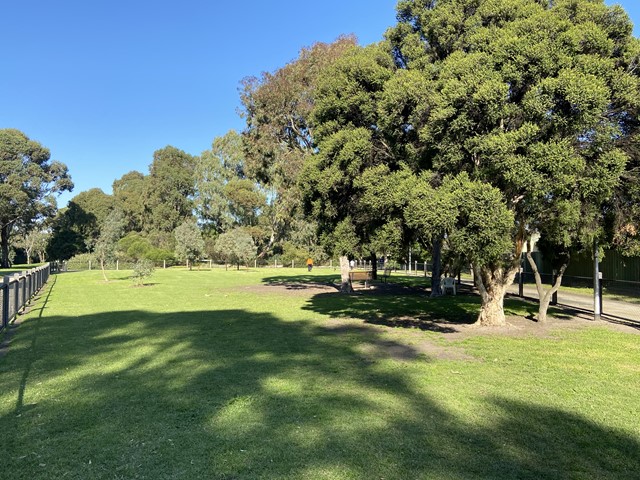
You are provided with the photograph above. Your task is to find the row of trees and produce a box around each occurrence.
[3,0,639,328]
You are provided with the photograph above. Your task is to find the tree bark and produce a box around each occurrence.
[473,263,518,326]
[526,250,568,323]
[1,224,10,268]
[100,258,109,282]
[369,252,378,280]
[339,255,353,293]
[430,236,443,297]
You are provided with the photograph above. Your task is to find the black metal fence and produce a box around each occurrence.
[1,264,51,333]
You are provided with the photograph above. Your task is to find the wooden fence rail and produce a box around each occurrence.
[1,263,50,333]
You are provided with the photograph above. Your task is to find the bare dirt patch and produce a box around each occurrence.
[240,282,339,296]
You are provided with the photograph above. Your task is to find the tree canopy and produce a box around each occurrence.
[0,129,73,267]
[380,0,640,324]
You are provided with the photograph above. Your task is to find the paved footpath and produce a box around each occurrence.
[504,282,640,325]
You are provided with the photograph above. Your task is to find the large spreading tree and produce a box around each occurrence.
[0,129,73,267]
[383,0,640,325]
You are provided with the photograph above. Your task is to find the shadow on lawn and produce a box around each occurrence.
[2,297,639,478]
[264,274,548,331]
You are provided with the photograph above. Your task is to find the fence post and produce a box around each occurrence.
[21,275,27,312]
[518,264,524,297]
[1,280,8,330]
[13,274,20,317]
[598,272,603,317]
[594,241,601,321]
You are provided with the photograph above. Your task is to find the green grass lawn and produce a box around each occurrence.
[1,268,638,479]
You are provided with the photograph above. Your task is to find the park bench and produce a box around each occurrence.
[349,270,373,289]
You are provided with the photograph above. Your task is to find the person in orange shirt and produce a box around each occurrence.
[306,257,313,272]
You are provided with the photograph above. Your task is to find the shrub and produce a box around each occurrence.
[132,259,155,286]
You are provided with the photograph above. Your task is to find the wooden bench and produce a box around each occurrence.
[349,270,373,289]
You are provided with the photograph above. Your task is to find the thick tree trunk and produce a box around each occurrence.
[473,263,518,326]
[369,252,378,280]
[526,250,568,323]
[1,224,10,268]
[430,236,443,297]
[339,255,353,293]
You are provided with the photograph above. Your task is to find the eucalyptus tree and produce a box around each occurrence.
[194,130,245,234]
[174,219,205,270]
[214,228,257,270]
[94,209,125,282]
[240,36,357,258]
[385,0,640,325]
[0,129,73,267]
[144,146,196,240]
[113,171,147,233]
[18,229,50,264]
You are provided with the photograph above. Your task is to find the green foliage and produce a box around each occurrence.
[143,247,175,264]
[280,241,309,266]
[112,171,147,232]
[240,36,359,258]
[388,0,639,258]
[173,220,205,268]
[65,252,97,270]
[144,146,196,234]
[94,210,126,279]
[131,258,155,286]
[0,128,73,267]
[118,232,152,260]
[17,229,50,263]
[194,130,244,234]
[214,228,257,268]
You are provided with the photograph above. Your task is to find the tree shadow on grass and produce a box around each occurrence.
[1,297,639,478]
[300,284,491,334]
[262,273,342,291]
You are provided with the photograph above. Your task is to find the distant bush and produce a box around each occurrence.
[66,253,97,271]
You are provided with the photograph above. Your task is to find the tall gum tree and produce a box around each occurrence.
[0,129,73,267]
[387,0,640,325]
[240,36,358,258]
[143,146,196,243]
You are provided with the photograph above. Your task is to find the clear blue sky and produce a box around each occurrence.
[1,0,638,208]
